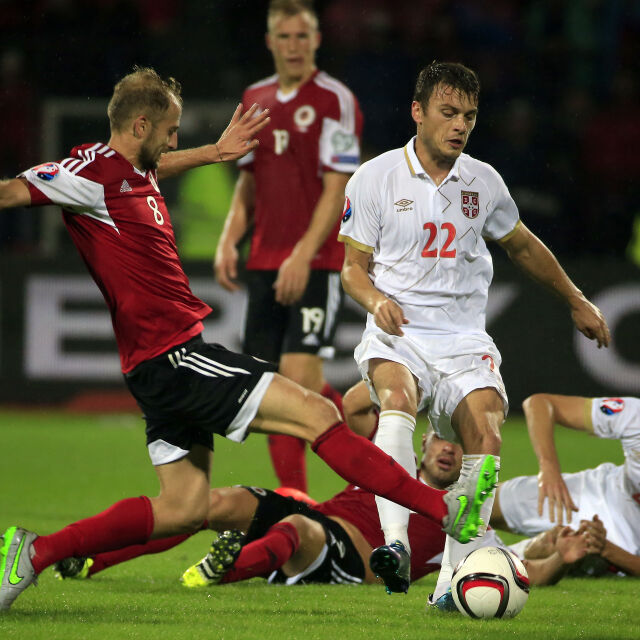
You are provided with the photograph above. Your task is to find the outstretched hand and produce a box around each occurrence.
[216,103,270,162]
[537,466,578,525]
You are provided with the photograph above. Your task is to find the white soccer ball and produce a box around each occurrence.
[451,546,530,619]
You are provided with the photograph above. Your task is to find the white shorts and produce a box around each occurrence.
[354,329,508,443]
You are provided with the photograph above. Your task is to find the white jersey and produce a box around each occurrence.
[500,397,640,559]
[338,137,520,333]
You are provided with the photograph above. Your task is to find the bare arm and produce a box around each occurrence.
[524,525,592,585]
[523,393,591,523]
[341,243,408,336]
[601,539,640,576]
[273,171,350,305]
[582,514,640,576]
[499,222,610,348]
[0,178,32,211]
[214,170,255,292]
[157,103,270,180]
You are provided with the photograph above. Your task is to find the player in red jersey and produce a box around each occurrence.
[0,66,480,612]
[51,428,597,589]
[215,0,363,493]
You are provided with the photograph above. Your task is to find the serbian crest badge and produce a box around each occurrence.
[461,191,479,219]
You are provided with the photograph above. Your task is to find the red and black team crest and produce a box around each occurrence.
[461,191,479,218]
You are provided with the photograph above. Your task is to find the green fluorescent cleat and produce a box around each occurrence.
[0,526,38,611]
[442,455,497,543]
[181,530,244,589]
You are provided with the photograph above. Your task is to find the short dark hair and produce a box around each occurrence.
[413,61,480,108]
[107,66,182,133]
[267,0,318,31]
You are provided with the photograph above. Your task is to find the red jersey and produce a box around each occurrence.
[21,144,211,373]
[239,70,363,271]
[315,483,445,582]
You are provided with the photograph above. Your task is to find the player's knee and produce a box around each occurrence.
[302,392,342,439]
[342,382,369,419]
[379,387,416,414]
[281,514,321,545]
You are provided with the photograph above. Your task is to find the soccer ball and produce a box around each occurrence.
[451,546,530,619]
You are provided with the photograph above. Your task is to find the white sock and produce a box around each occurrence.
[433,534,487,600]
[373,410,416,551]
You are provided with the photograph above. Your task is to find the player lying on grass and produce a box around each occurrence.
[0,66,489,612]
[53,428,600,588]
[491,392,640,577]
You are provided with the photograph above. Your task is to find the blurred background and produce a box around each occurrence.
[0,0,639,407]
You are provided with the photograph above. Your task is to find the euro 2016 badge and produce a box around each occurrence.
[600,398,625,415]
[461,190,479,218]
[33,163,60,181]
[341,196,352,223]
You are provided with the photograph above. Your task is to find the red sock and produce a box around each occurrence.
[320,382,344,419]
[89,519,210,575]
[268,434,307,493]
[31,496,154,574]
[89,533,191,575]
[312,422,447,525]
[221,522,299,583]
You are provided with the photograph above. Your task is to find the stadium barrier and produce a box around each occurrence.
[0,255,638,406]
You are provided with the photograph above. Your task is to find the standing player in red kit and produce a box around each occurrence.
[214,0,363,494]
[0,67,483,612]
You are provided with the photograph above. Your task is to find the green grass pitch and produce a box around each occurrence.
[0,409,635,640]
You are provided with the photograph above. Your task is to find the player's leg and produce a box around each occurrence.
[221,515,366,586]
[342,379,379,439]
[57,486,260,580]
[219,514,319,584]
[248,374,450,530]
[450,387,504,534]
[431,388,505,603]
[182,487,317,587]
[364,359,418,593]
[149,445,212,537]
[269,353,325,493]
[488,485,510,531]
[267,271,344,492]
[0,448,211,610]
[242,270,305,491]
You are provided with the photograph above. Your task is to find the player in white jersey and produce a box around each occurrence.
[338,61,610,595]
[492,393,640,577]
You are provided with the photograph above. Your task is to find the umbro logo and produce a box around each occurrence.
[120,179,132,193]
[394,198,413,212]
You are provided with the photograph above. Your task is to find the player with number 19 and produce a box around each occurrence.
[339,61,610,597]
[214,0,363,495]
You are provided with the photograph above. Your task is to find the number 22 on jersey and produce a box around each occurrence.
[421,222,456,258]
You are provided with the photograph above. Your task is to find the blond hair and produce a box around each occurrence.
[107,66,182,133]
[267,0,318,31]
